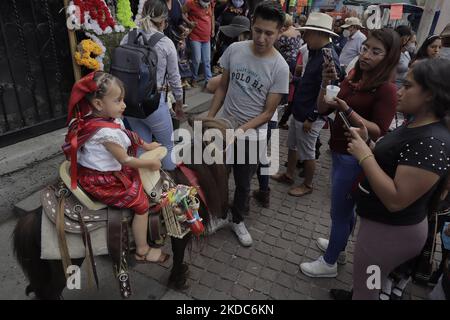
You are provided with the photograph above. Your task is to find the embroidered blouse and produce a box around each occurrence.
[77,119,131,172]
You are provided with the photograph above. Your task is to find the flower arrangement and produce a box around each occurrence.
[134,0,146,25]
[85,33,107,70]
[68,0,126,35]
[116,0,136,28]
[74,39,104,70]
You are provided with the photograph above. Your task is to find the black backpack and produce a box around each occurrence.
[110,29,166,118]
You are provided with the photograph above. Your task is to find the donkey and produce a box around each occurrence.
[13,119,231,299]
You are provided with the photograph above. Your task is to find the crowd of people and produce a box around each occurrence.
[66,0,450,300]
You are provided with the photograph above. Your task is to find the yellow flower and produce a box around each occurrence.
[74,39,103,70]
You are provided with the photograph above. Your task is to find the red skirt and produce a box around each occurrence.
[77,165,149,215]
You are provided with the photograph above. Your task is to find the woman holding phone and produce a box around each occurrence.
[346,58,450,299]
[299,28,400,278]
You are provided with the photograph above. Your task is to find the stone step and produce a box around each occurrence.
[13,189,42,217]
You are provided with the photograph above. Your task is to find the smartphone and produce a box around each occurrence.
[322,47,336,75]
[339,111,352,130]
[322,48,333,64]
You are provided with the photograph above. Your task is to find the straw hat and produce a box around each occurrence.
[296,12,338,37]
[341,17,363,29]
[138,147,168,195]
[441,23,450,38]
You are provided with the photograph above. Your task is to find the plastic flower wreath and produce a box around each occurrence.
[74,39,104,70]
[116,0,136,28]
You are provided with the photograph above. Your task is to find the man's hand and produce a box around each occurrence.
[303,120,312,133]
[174,100,185,119]
[189,20,197,29]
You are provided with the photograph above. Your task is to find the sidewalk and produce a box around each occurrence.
[0,125,435,300]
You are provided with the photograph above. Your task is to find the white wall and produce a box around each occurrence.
[435,0,450,34]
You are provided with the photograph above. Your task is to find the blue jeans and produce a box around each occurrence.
[190,40,212,82]
[125,95,176,170]
[257,121,277,191]
[323,152,362,265]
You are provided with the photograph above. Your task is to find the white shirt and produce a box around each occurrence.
[77,119,131,171]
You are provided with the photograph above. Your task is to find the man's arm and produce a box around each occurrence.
[239,92,283,132]
[207,70,230,118]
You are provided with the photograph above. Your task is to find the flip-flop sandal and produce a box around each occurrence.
[379,290,391,300]
[135,247,170,264]
[390,286,404,300]
[288,184,313,197]
[271,173,294,185]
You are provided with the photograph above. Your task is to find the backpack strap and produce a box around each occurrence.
[146,32,169,102]
[148,32,166,48]
[127,29,138,44]
[128,29,149,46]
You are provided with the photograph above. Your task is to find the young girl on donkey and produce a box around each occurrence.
[63,71,170,264]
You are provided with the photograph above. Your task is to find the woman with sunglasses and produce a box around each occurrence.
[299,29,401,278]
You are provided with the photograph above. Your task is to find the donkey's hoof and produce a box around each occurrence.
[168,265,190,290]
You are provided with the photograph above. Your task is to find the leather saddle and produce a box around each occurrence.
[42,161,133,233]
[41,161,135,298]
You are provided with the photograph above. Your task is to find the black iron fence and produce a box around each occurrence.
[0,0,74,148]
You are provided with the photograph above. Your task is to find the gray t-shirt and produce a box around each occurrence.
[217,41,289,139]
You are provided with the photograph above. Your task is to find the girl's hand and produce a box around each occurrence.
[347,124,373,163]
[333,97,351,112]
[145,159,161,171]
[344,119,369,143]
[143,142,161,151]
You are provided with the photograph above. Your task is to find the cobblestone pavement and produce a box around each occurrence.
[127,128,436,300]
[0,126,437,300]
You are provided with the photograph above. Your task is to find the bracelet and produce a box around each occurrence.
[344,107,353,117]
[358,154,374,166]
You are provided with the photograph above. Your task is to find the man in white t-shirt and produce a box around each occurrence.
[207,1,289,246]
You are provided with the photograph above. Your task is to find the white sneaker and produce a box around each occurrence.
[316,238,347,265]
[231,221,253,247]
[300,256,337,278]
[205,213,230,235]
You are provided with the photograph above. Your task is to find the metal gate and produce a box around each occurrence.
[0,0,74,148]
